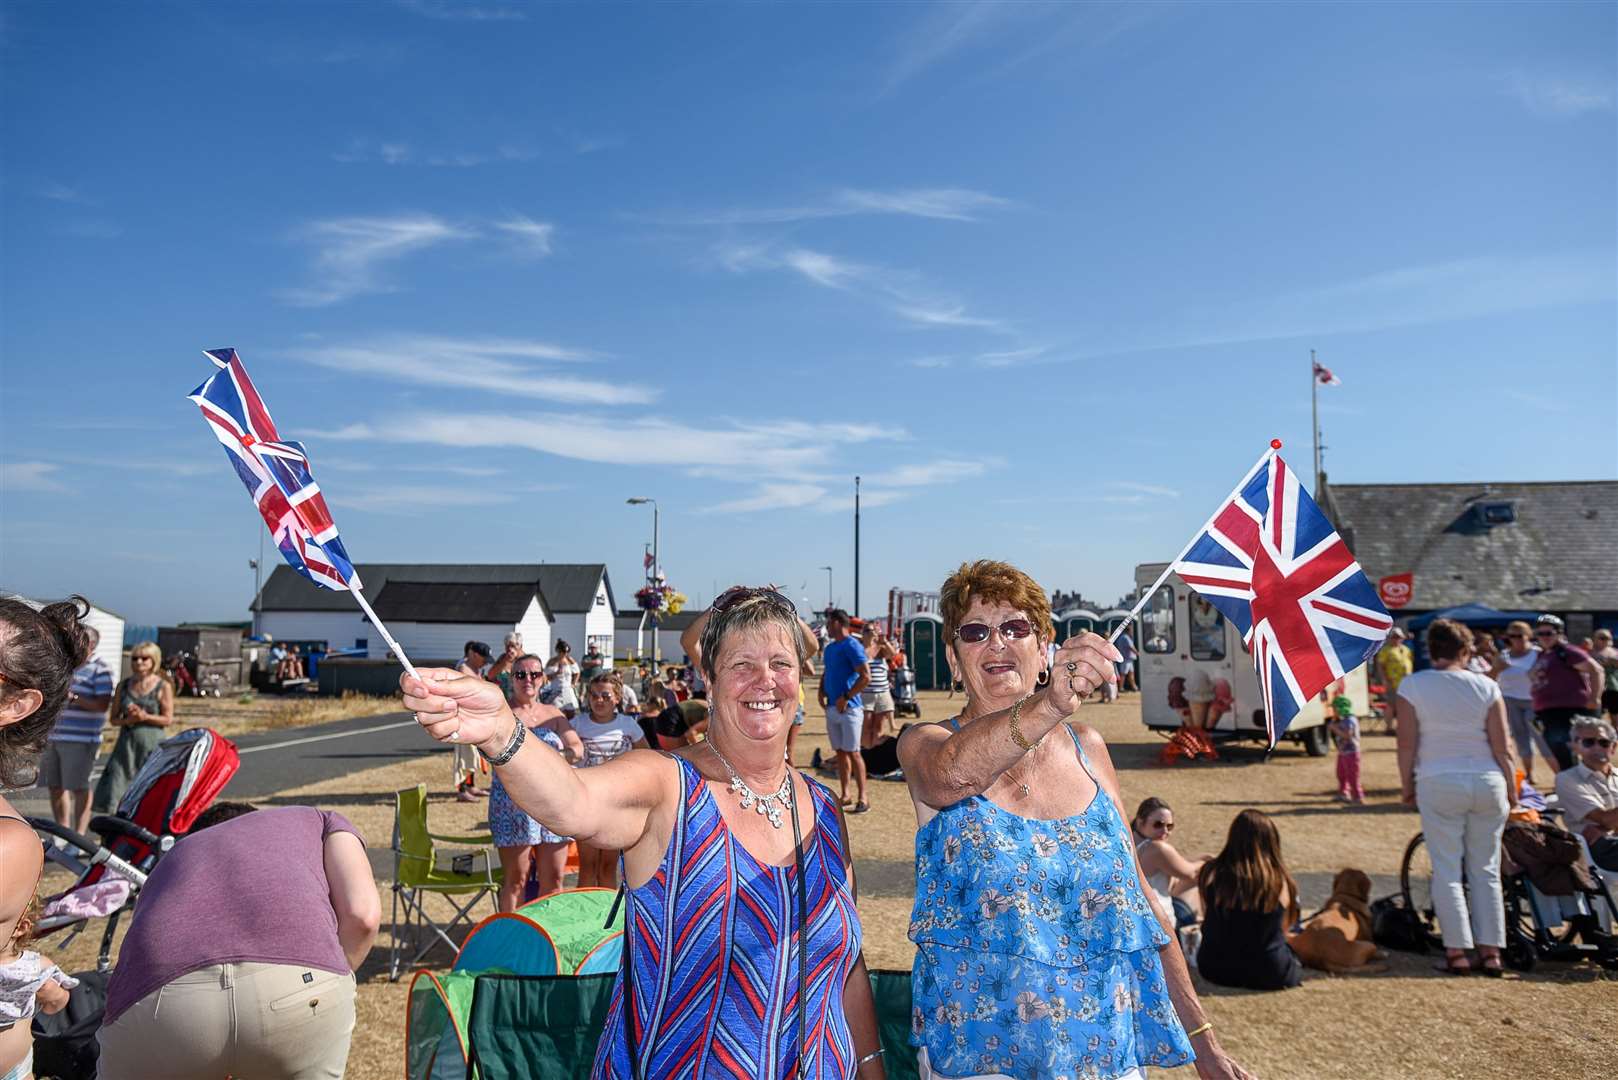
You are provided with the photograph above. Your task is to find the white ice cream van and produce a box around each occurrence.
[1132,562,1369,755]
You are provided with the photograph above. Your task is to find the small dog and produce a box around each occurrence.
[1288,868,1389,975]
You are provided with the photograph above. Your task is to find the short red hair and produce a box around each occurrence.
[939,560,1055,644]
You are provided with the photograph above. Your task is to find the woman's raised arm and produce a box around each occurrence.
[404,669,669,849]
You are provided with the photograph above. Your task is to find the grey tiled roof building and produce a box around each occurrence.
[1319,478,1617,615]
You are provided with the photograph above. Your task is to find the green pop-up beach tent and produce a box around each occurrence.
[405,888,624,1080]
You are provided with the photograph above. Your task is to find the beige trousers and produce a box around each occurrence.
[98,961,355,1080]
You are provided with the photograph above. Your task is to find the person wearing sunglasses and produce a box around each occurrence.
[1527,614,1605,771]
[488,656,582,911]
[404,586,884,1079]
[897,560,1251,1080]
[1489,620,1554,785]
[0,596,95,1080]
[1590,628,1618,721]
[1553,716,1618,876]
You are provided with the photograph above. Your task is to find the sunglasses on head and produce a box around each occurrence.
[713,585,795,614]
[955,618,1034,644]
[1579,737,1612,749]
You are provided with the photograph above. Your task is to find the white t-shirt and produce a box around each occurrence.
[570,711,642,767]
[1496,647,1539,701]
[1397,668,1503,780]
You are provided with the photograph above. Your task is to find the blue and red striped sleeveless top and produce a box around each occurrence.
[592,755,863,1079]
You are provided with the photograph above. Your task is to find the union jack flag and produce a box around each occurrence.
[1171,452,1390,746]
[188,348,360,592]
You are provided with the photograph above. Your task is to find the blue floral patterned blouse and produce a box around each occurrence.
[909,720,1193,1080]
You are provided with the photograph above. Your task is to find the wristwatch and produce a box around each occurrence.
[478,717,526,767]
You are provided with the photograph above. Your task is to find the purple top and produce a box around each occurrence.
[103,806,362,1025]
[1532,643,1592,711]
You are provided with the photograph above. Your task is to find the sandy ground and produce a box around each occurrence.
[39,691,1616,1079]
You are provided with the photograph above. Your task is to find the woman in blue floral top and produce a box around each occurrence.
[896,561,1254,1080]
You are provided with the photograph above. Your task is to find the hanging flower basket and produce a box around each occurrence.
[635,584,687,616]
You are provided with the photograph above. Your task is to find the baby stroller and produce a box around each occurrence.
[1399,811,1618,972]
[27,726,240,972]
[891,664,922,718]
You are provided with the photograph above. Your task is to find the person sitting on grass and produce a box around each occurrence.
[1131,797,1209,933]
[1195,809,1303,991]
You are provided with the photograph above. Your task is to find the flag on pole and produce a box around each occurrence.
[1170,450,1390,746]
[1312,360,1341,386]
[188,348,360,591]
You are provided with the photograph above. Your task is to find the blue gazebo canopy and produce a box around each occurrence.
[1405,603,1542,631]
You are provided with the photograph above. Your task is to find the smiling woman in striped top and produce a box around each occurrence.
[405,586,885,1079]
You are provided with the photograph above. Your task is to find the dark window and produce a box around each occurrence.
[1142,587,1175,654]
[1189,599,1226,661]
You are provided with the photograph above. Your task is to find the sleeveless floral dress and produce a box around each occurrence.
[909,721,1193,1080]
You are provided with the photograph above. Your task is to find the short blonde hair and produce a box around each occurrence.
[939,560,1055,644]
[129,641,163,670]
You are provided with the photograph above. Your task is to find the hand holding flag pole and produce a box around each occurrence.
[187,348,418,680]
[1105,440,1284,647]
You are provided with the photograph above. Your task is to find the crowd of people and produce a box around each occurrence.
[2,574,1614,1080]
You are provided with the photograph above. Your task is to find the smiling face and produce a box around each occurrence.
[510,658,546,705]
[948,597,1049,713]
[586,679,622,722]
[709,623,801,747]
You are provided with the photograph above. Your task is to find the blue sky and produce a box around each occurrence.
[2,1,1614,627]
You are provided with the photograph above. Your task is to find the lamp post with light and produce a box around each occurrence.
[627,497,660,666]
[819,565,834,612]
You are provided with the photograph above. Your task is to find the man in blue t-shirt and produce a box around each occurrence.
[818,609,872,813]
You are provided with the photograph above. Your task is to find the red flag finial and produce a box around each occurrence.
[1270,438,1283,450]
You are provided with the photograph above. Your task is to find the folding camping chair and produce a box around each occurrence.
[389,783,503,980]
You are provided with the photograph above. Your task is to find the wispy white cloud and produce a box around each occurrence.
[287,334,651,405]
[282,214,474,306]
[1503,72,1615,117]
[642,187,1008,226]
[708,484,831,514]
[494,215,555,256]
[327,484,518,513]
[883,1,1155,95]
[1095,250,1617,358]
[863,460,986,487]
[720,243,1004,331]
[1106,481,1179,499]
[973,346,1049,367]
[38,182,90,203]
[1,462,68,492]
[395,0,527,21]
[332,137,541,167]
[908,356,955,369]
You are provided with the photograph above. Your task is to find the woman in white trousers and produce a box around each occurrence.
[1396,617,1519,976]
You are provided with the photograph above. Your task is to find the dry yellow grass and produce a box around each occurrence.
[39,692,1617,1080]
[154,690,401,744]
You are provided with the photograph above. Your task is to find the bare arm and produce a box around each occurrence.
[324,829,382,971]
[155,681,175,725]
[1482,696,1518,805]
[836,663,872,711]
[1395,695,1420,803]
[1143,839,1208,886]
[1578,658,1605,705]
[832,811,886,1079]
[897,633,1118,810]
[403,669,670,848]
[554,720,584,765]
[1080,727,1247,1079]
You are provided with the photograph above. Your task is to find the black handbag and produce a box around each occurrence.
[1370,893,1431,953]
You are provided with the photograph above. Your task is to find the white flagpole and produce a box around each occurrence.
[1103,441,1282,645]
[347,583,420,680]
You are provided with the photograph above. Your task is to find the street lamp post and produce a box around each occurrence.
[627,498,660,666]
[819,565,834,611]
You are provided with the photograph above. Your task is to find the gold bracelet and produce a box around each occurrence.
[1008,695,1040,752]
[1185,1020,1214,1039]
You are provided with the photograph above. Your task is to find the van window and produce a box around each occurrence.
[1142,586,1175,654]
[1189,598,1226,661]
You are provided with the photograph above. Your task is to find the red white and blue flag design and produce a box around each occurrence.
[1171,452,1391,746]
[188,348,360,592]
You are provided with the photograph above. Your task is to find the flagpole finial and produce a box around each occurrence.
[1270,438,1283,450]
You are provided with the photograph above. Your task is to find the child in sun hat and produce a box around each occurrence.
[1329,695,1363,803]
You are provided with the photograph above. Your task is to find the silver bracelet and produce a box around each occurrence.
[478,716,526,767]
[856,1047,885,1067]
